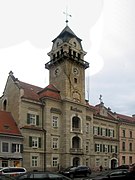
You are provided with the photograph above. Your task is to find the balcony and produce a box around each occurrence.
[72,127,81,133]
[70,148,83,155]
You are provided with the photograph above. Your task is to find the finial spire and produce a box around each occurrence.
[99,94,103,104]
[63,7,72,26]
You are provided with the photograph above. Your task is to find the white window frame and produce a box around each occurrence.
[96,144,100,152]
[31,155,39,167]
[52,157,58,167]
[29,114,37,125]
[102,128,106,136]
[12,144,21,153]
[94,127,98,135]
[1,142,9,153]
[52,137,59,149]
[32,137,38,148]
[52,116,58,128]
[110,129,114,137]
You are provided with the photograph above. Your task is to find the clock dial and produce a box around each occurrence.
[73,67,79,75]
[54,67,60,76]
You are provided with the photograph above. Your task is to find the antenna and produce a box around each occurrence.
[63,7,72,26]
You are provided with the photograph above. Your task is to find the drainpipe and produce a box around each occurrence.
[41,100,46,171]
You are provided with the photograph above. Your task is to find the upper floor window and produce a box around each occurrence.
[12,144,23,153]
[52,116,58,128]
[86,123,89,133]
[93,127,98,135]
[129,131,132,138]
[2,142,9,152]
[122,130,126,137]
[122,142,126,151]
[29,136,41,148]
[86,142,89,152]
[3,99,7,111]
[27,113,39,126]
[129,143,132,151]
[52,137,59,149]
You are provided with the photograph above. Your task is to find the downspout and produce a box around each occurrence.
[41,100,46,171]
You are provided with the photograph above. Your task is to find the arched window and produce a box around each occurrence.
[3,99,7,111]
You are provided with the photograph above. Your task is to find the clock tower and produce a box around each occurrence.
[45,25,89,104]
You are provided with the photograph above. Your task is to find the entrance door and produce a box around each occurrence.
[111,159,117,169]
[73,157,80,167]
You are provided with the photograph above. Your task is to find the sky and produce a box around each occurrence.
[0,0,135,116]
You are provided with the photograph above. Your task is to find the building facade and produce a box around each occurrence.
[0,24,135,171]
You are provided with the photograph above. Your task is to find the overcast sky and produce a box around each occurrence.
[0,0,135,116]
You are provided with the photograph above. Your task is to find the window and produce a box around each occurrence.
[31,156,38,167]
[2,142,9,152]
[93,127,98,135]
[104,159,108,167]
[74,78,77,83]
[96,158,100,167]
[129,131,132,138]
[122,130,126,137]
[52,157,58,167]
[2,160,8,167]
[103,145,108,153]
[27,113,39,126]
[86,142,89,152]
[52,116,58,128]
[52,138,59,149]
[95,144,100,152]
[29,137,41,148]
[129,143,132,151]
[122,156,125,164]
[12,144,23,153]
[102,128,106,136]
[86,123,89,133]
[109,129,114,137]
[122,142,126,151]
[129,156,132,164]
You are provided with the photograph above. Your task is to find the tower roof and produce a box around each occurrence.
[52,25,82,44]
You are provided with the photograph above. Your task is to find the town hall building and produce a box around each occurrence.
[0,23,135,171]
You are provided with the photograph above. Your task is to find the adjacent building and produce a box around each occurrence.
[0,110,23,167]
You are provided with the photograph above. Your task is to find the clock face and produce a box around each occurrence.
[54,67,60,76]
[73,67,79,75]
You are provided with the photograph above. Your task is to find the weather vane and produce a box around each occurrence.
[63,7,72,26]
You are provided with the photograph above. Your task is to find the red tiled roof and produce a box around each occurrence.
[0,111,22,136]
[38,84,61,100]
[117,113,135,123]
[19,81,43,101]
[18,81,61,101]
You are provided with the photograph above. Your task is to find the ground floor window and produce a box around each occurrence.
[2,160,8,167]
[52,157,58,167]
[31,156,39,167]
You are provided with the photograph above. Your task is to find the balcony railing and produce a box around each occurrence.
[70,148,83,154]
[72,127,81,133]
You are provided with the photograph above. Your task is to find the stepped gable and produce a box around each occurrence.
[38,84,61,100]
[117,113,135,123]
[0,110,22,136]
